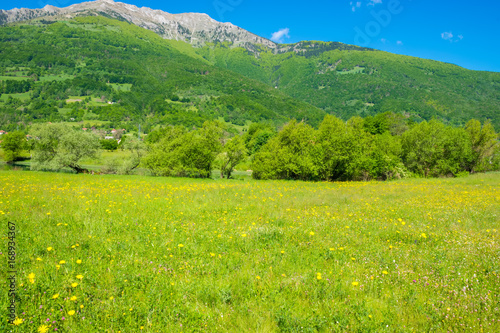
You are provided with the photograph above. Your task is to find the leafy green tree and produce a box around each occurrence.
[30,124,100,173]
[465,119,499,172]
[252,120,318,180]
[118,137,146,174]
[218,135,247,179]
[315,115,354,180]
[100,139,118,151]
[244,123,276,154]
[143,121,224,178]
[401,120,472,177]
[1,131,26,163]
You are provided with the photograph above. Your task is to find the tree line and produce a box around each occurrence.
[1,113,499,180]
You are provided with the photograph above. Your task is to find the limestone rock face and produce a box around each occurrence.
[0,0,277,50]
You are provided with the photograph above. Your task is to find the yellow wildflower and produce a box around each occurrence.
[12,317,23,325]
[38,324,50,333]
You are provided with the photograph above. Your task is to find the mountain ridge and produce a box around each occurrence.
[0,0,373,55]
[0,2,498,131]
[0,0,278,50]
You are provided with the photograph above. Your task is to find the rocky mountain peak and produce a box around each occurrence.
[0,0,277,50]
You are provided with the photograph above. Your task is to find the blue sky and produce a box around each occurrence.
[3,0,500,72]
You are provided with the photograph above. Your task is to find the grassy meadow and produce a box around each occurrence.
[1,170,499,332]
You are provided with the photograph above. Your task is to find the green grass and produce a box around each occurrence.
[0,91,32,101]
[108,83,132,92]
[0,76,30,81]
[337,66,365,75]
[0,171,499,332]
[38,74,74,82]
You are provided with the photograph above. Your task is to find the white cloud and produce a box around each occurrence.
[396,40,403,45]
[351,1,381,12]
[350,1,362,12]
[271,28,290,43]
[441,31,463,43]
[441,31,454,41]
[380,38,387,44]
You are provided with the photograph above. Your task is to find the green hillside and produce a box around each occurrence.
[0,15,499,132]
[0,17,326,132]
[193,41,500,129]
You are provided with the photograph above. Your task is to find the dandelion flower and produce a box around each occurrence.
[382,271,388,275]
[256,276,261,280]
[12,317,23,325]
[352,281,359,286]
[59,260,66,264]
[76,275,84,280]
[76,259,82,264]
[70,296,77,301]
[52,294,59,299]
[309,231,315,236]
[421,233,427,239]
[36,258,42,261]
[56,265,60,270]
[178,244,184,248]
[68,310,75,316]
[80,305,84,309]
[316,273,322,280]
[38,324,50,333]
[71,283,78,288]
[47,247,53,251]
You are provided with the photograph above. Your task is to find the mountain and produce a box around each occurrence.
[0,0,371,54]
[0,0,277,50]
[0,1,499,131]
[194,44,500,128]
[0,16,326,132]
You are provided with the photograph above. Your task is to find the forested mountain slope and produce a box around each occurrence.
[192,42,500,129]
[0,0,498,131]
[0,17,326,132]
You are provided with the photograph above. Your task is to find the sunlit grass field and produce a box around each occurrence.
[1,171,499,332]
